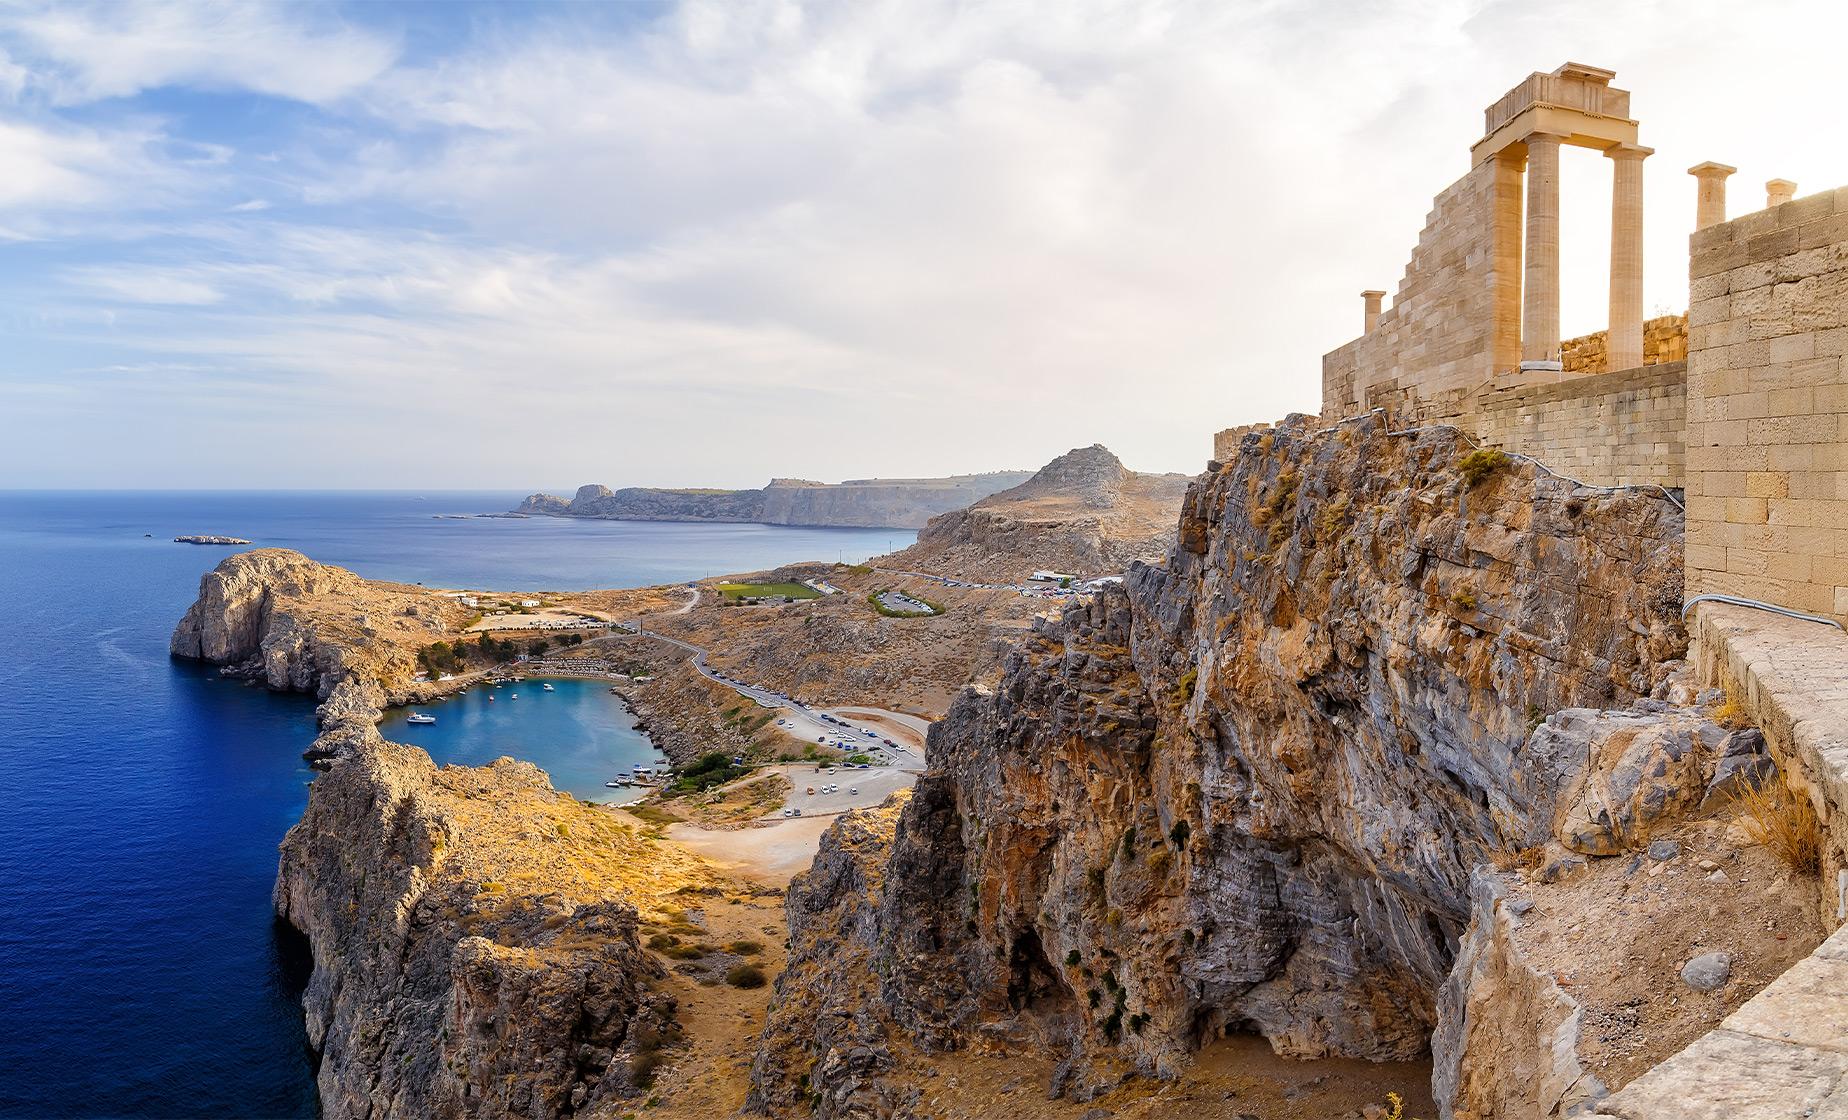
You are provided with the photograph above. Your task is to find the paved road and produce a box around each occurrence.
[629,618,928,770]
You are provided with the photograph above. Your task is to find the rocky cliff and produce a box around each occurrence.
[885,444,1190,580]
[517,472,1035,530]
[174,549,729,1120]
[276,738,714,1120]
[749,415,1697,1115]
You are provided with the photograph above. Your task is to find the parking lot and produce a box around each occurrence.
[765,764,915,820]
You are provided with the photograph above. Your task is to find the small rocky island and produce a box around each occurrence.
[174,535,252,545]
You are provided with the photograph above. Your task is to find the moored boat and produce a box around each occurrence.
[406,713,436,725]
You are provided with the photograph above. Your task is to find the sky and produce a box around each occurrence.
[2,0,1844,490]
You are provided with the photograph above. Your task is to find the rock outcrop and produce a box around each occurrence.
[884,444,1191,580]
[278,736,716,1120]
[175,549,724,1120]
[516,472,1035,530]
[750,414,1691,1115]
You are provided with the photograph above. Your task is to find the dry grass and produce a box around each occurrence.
[1736,778,1823,875]
[1713,693,1753,730]
[1489,845,1547,873]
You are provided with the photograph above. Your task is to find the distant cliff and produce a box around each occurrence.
[884,444,1191,580]
[514,472,1034,530]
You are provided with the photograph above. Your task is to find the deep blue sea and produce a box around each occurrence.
[0,492,909,1118]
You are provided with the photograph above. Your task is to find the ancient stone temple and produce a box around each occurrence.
[1317,62,1691,491]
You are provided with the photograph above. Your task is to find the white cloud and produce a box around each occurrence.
[6,0,1848,489]
[0,0,397,105]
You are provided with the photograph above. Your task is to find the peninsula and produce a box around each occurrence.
[173,534,251,545]
[515,470,1035,530]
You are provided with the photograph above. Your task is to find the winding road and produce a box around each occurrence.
[627,593,928,770]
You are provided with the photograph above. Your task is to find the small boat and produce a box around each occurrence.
[407,713,436,725]
[510,693,518,699]
[541,683,555,692]
[488,695,495,703]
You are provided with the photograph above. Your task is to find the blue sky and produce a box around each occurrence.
[3,0,1845,489]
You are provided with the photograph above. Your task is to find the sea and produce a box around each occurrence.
[0,491,910,1119]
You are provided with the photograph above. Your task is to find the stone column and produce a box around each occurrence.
[1606,144,1651,372]
[1361,290,1386,334]
[1766,179,1797,208]
[1522,132,1565,364]
[1688,162,1736,230]
[1490,152,1525,374]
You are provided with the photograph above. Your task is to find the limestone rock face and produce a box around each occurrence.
[515,472,1034,530]
[750,415,1687,1111]
[889,444,1191,581]
[277,737,684,1120]
[170,548,365,692]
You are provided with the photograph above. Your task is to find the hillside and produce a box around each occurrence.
[515,471,1034,530]
[881,444,1191,581]
[742,414,1808,1120]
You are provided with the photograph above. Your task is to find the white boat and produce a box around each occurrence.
[541,683,555,692]
[510,693,518,699]
[406,713,437,725]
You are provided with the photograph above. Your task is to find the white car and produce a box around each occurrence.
[848,787,859,795]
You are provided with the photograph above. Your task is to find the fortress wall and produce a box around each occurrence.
[1321,158,1513,418]
[1471,360,1685,489]
[1684,184,1848,625]
[1560,314,1690,374]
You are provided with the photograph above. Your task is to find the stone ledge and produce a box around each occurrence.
[1591,605,1848,1119]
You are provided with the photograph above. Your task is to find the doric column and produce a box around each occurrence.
[1688,162,1736,230]
[1361,290,1386,334]
[1489,151,1525,374]
[1766,179,1797,208]
[1522,132,1565,364]
[1607,144,1651,372]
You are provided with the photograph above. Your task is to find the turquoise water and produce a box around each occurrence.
[0,491,911,1118]
[382,677,665,804]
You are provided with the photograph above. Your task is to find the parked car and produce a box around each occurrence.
[848,787,858,795]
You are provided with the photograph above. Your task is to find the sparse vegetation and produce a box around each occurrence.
[1169,819,1192,848]
[1450,586,1478,611]
[725,963,767,989]
[1713,691,1752,730]
[1458,448,1512,487]
[1737,778,1823,875]
[716,582,819,602]
[665,752,750,795]
[727,939,763,956]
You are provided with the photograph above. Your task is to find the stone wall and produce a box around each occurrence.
[1684,184,1848,625]
[1322,158,1517,418]
[1470,361,1686,489]
[1561,314,1690,375]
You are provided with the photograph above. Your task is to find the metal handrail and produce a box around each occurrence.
[1682,593,1845,632]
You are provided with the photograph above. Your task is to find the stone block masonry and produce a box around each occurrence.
[1684,184,1848,626]
[1561,314,1689,375]
[1472,361,1685,489]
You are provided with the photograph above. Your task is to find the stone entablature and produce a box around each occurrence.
[1683,184,1848,625]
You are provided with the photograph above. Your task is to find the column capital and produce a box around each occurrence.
[1688,161,1737,180]
[1606,143,1653,162]
[1360,289,1387,300]
[1524,130,1568,148]
[1766,179,1798,207]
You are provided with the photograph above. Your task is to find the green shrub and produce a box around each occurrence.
[1458,448,1511,487]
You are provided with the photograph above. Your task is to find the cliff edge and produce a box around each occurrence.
[515,471,1034,530]
[750,414,1709,1115]
[883,443,1192,580]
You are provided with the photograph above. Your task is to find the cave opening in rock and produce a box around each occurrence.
[1005,929,1069,1013]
